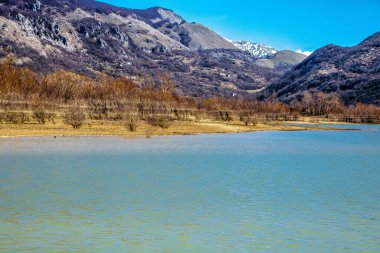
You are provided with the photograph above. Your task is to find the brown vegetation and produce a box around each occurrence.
[124,111,139,132]
[289,91,380,123]
[64,105,86,129]
[239,111,257,126]
[0,58,379,135]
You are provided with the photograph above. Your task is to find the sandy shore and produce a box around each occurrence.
[0,119,338,138]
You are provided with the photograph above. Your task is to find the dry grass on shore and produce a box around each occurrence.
[0,118,318,138]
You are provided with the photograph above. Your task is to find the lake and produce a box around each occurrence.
[1,127,380,252]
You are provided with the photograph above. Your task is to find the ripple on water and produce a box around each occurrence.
[1,131,380,252]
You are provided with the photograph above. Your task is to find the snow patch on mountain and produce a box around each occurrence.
[232,40,278,58]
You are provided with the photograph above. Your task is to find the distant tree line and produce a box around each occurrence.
[0,58,379,130]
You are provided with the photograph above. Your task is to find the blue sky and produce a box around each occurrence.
[99,0,380,52]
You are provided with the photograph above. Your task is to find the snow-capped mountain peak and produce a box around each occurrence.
[232,40,278,58]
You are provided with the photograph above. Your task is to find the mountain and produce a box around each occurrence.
[232,41,308,69]
[262,32,380,105]
[232,40,277,58]
[140,7,237,50]
[0,0,236,53]
[0,0,312,98]
[254,50,307,69]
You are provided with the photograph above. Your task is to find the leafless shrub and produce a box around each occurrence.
[86,100,109,120]
[33,109,47,124]
[31,100,57,125]
[213,111,231,122]
[218,111,233,122]
[124,112,139,132]
[146,115,173,129]
[239,111,257,126]
[192,110,204,121]
[1,110,30,124]
[173,109,191,121]
[47,113,57,125]
[64,106,86,129]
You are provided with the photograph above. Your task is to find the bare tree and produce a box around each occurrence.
[64,105,86,129]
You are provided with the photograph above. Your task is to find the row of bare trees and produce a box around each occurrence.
[1,58,380,128]
[290,91,344,116]
[288,91,380,123]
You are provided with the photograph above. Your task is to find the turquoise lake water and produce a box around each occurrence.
[1,127,380,252]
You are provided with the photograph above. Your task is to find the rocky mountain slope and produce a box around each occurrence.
[140,7,237,50]
[262,33,380,105]
[0,0,305,97]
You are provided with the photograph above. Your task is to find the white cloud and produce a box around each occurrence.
[224,37,233,43]
[296,49,313,56]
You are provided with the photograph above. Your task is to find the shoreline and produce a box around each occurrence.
[0,119,356,138]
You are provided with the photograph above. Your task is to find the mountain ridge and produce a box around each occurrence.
[262,32,380,105]
[0,0,305,98]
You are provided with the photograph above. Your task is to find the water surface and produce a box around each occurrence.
[1,129,380,252]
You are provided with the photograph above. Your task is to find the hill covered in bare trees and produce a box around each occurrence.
[262,33,380,105]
